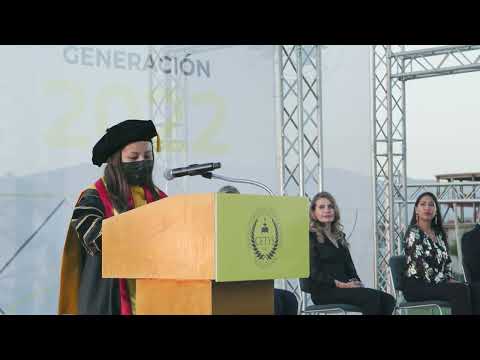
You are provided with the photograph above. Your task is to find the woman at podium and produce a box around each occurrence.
[305,192,396,315]
[58,120,167,315]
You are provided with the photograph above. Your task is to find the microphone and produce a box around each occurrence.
[164,162,221,180]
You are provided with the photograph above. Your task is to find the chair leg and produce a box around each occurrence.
[318,309,348,315]
[397,305,450,315]
[432,305,441,315]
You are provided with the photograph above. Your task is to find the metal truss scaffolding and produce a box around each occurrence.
[278,45,323,199]
[372,45,407,293]
[373,45,480,293]
[149,46,188,193]
[277,45,323,310]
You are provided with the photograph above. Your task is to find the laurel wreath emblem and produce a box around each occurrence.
[249,217,280,263]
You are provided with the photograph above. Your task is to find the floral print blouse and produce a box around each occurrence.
[404,225,453,285]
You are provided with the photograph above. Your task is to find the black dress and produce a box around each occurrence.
[303,231,395,315]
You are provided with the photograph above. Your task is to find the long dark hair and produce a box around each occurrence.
[409,191,447,244]
[309,191,347,247]
[104,141,160,213]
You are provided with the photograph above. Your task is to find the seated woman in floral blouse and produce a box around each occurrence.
[403,191,472,314]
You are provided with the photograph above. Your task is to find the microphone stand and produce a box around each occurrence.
[201,172,275,196]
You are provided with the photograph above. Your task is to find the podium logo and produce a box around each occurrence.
[248,213,280,266]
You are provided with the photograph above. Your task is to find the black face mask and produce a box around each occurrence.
[121,160,154,186]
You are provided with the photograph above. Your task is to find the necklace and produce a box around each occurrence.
[425,230,437,242]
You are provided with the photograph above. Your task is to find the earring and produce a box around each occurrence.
[415,213,419,223]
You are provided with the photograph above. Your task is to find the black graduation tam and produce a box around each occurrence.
[92,119,159,166]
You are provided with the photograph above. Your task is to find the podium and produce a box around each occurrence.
[102,193,309,315]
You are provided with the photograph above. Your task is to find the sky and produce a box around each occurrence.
[403,45,480,180]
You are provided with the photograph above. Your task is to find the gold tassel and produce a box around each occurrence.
[156,135,161,153]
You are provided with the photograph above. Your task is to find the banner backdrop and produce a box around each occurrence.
[0,45,279,314]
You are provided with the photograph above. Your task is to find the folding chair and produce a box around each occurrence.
[297,278,363,315]
[389,255,451,315]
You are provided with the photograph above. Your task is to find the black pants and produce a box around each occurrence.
[311,287,396,315]
[274,289,299,315]
[403,279,472,315]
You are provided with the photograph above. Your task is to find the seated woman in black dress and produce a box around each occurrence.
[402,192,472,315]
[304,191,395,315]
